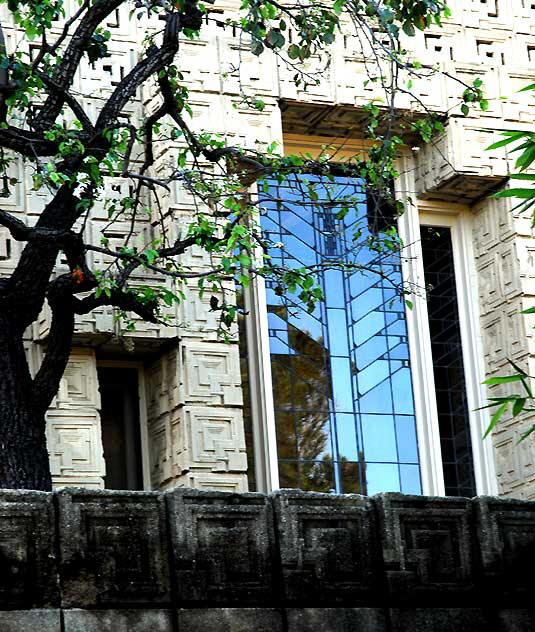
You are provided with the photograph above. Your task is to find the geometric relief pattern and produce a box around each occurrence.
[175,407,247,474]
[51,349,100,410]
[273,490,378,604]
[178,281,233,341]
[493,428,535,498]
[47,417,104,479]
[58,489,170,607]
[47,349,105,489]
[182,472,248,492]
[475,497,535,602]
[0,491,58,608]
[167,488,274,604]
[149,418,173,489]
[179,341,242,406]
[376,494,474,603]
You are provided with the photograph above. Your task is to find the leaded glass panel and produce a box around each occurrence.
[258,174,421,494]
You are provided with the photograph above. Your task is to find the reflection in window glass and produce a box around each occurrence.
[256,174,421,494]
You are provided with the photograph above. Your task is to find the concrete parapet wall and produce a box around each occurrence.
[3,488,535,630]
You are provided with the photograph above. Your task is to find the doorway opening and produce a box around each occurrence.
[97,366,144,490]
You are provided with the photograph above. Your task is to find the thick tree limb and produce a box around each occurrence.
[34,0,124,131]
[96,13,181,130]
[0,209,31,241]
[32,275,76,414]
[31,0,92,72]
[74,288,159,323]
[0,126,58,157]
[36,72,95,134]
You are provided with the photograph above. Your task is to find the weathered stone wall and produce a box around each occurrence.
[3,487,535,631]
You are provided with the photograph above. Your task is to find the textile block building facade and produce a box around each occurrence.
[3,1,535,497]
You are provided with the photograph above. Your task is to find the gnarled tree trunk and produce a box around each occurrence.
[0,316,52,490]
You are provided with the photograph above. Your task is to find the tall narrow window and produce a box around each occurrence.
[98,367,144,490]
[420,226,477,497]
[246,174,421,494]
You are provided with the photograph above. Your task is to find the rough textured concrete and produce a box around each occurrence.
[492,609,535,632]
[286,608,386,631]
[177,608,283,631]
[475,497,535,604]
[63,609,173,631]
[389,608,489,632]
[273,490,379,605]
[2,489,535,630]
[377,494,475,605]
[0,490,59,607]
[0,610,61,631]
[57,488,170,607]
[167,488,275,604]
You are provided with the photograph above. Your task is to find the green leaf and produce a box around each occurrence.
[461,103,469,116]
[483,374,526,385]
[402,20,415,36]
[483,400,509,438]
[486,132,526,150]
[512,398,527,416]
[516,144,535,170]
[333,0,344,14]
[509,173,535,180]
[250,39,264,56]
[519,82,535,92]
[492,188,535,199]
[265,28,285,49]
[518,425,535,443]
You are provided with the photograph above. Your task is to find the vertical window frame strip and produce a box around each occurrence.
[419,207,498,496]
[241,182,280,493]
[396,170,446,496]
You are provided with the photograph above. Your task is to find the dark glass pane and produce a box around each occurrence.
[274,412,298,460]
[421,225,476,497]
[237,290,256,491]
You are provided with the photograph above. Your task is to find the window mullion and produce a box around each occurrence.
[397,201,446,496]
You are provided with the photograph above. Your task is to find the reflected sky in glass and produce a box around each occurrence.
[260,174,421,495]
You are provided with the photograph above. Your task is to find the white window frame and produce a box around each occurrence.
[96,360,152,491]
[398,200,497,496]
[244,153,497,496]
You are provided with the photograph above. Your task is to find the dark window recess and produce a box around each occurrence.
[98,367,144,490]
[420,226,477,497]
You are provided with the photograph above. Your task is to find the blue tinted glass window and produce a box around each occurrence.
[259,173,421,494]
